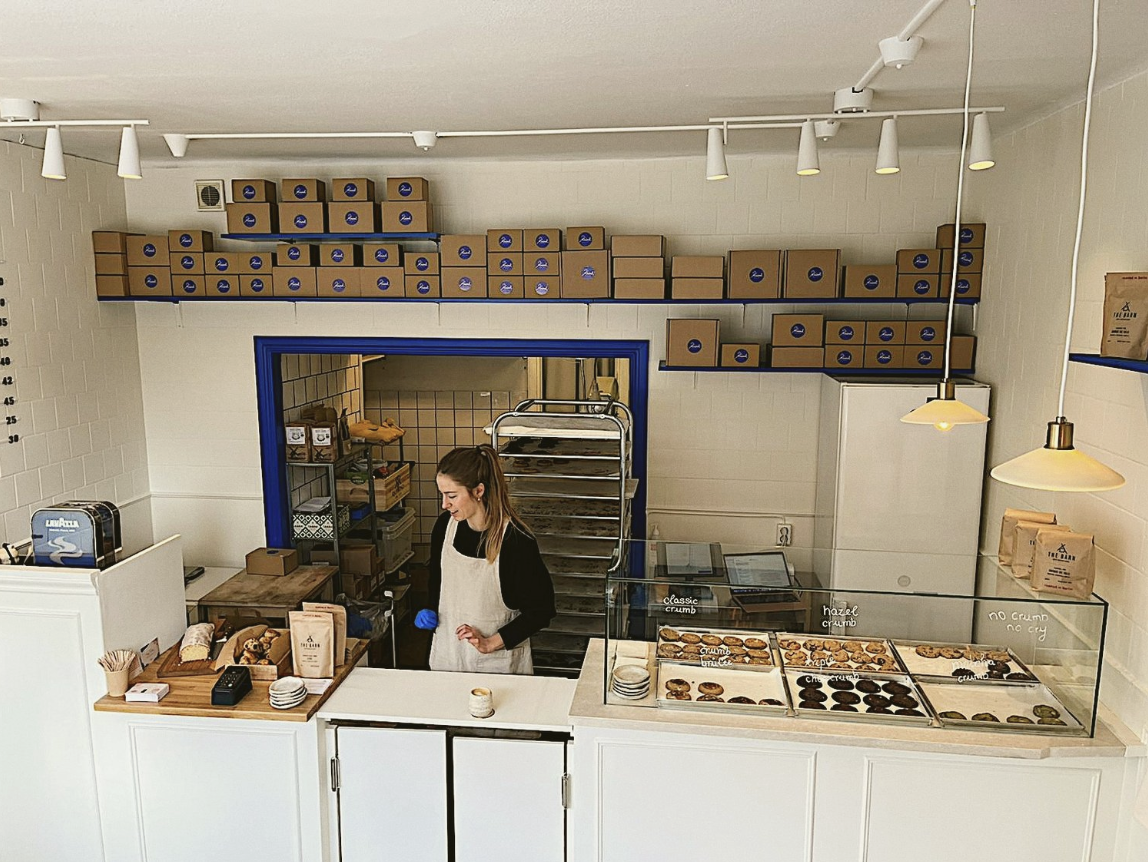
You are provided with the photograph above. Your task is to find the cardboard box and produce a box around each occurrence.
[206,275,240,297]
[896,248,941,274]
[939,272,981,300]
[405,251,440,275]
[896,274,939,298]
[327,202,377,233]
[226,202,278,234]
[172,275,205,297]
[126,235,169,266]
[905,320,946,345]
[864,346,904,369]
[560,250,610,298]
[94,253,127,275]
[338,543,379,577]
[386,177,429,200]
[940,247,984,274]
[488,252,524,276]
[128,266,172,297]
[825,320,864,345]
[524,228,560,252]
[239,274,273,297]
[614,257,664,279]
[771,347,825,368]
[727,250,782,299]
[92,230,132,254]
[612,278,666,300]
[169,252,205,274]
[936,222,986,249]
[95,275,128,297]
[672,256,724,279]
[487,229,523,252]
[949,335,976,370]
[381,201,433,232]
[320,243,360,267]
[441,267,487,298]
[567,226,606,250]
[362,243,401,267]
[282,178,326,202]
[405,275,441,298]
[666,319,719,367]
[488,276,524,298]
[525,253,560,278]
[237,251,273,274]
[906,346,943,370]
[277,243,318,266]
[772,313,824,347]
[612,235,665,257]
[332,178,376,202]
[207,252,240,275]
[168,230,214,252]
[232,179,278,203]
[824,346,862,369]
[441,235,486,267]
[274,267,317,297]
[720,344,761,367]
[280,202,326,234]
[362,268,404,298]
[671,278,724,300]
[843,264,897,299]
[526,277,560,299]
[865,321,907,345]
[784,249,841,298]
[317,267,361,297]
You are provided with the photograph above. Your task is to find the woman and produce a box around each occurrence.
[414,445,555,674]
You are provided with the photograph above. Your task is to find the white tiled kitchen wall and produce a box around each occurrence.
[0,142,152,551]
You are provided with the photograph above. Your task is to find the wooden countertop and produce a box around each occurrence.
[93,638,369,723]
[197,564,337,609]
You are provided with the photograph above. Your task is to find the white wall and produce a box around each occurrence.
[0,142,152,551]
[125,150,980,568]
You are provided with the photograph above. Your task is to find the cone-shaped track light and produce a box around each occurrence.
[991,418,1124,491]
[705,126,728,180]
[968,112,994,170]
[796,120,819,176]
[901,380,989,431]
[41,127,65,180]
[117,126,142,179]
[875,117,899,174]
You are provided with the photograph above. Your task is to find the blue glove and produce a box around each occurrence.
[414,609,439,631]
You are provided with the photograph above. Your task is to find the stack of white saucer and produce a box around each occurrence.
[611,665,651,699]
[269,676,307,710]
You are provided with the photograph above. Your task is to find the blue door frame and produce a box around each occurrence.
[254,336,649,548]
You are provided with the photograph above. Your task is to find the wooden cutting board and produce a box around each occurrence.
[156,641,223,678]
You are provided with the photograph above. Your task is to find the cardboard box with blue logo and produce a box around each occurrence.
[865,320,906,345]
[772,313,823,347]
[488,276,524,298]
[488,252,524,276]
[525,252,560,279]
[896,247,941,275]
[442,235,486,267]
[171,275,205,297]
[567,226,606,250]
[666,319,719,367]
[240,274,273,298]
[524,228,560,252]
[864,345,904,369]
[381,201,432,232]
[783,249,840,298]
[728,250,782,299]
[363,268,403,297]
[825,320,864,345]
[277,243,318,267]
[560,250,610,298]
[720,343,761,367]
[487,229,524,252]
[167,230,213,252]
[280,202,327,234]
[405,251,440,275]
[332,178,375,202]
[169,252,205,274]
[936,222,986,250]
[362,243,401,267]
[771,346,824,368]
[526,276,560,299]
[824,346,862,369]
[906,320,946,344]
[282,178,326,202]
[206,274,240,297]
[226,202,278,234]
[442,267,487,298]
[231,179,277,203]
[128,266,171,297]
[274,268,317,297]
[126,235,169,266]
[317,267,361,297]
[318,243,359,267]
[386,177,429,201]
[327,202,377,233]
[405,274,441,298]
[843,264,896,298]
[897,273,939,298]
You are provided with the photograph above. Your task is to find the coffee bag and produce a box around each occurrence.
[1011,521,1072,579]
[289,610,335,678]
[999,508,1056,566]
[302,601,347,667]
[1031,529,1096,599]
[1101,272,1148,359]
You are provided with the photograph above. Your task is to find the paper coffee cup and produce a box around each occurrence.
[469,687,493,718]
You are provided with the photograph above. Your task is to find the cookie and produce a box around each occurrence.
[1007,715,1034,724]
[744,637,768,650]
[727,645,748,656]
[728,654,752,664]
[865,642,887,655]
[784,650,807,664]
[873,656,898,669]
[665,678,691,692]
[828,678,855,691]
[680,632,702,645]
[831,650,850,663]
[972,712,1000,722]
[760,698,784,707]
[749,656,771,666]
[831,703,858,712]
[722,636,744,648]
[779,638,802,651]
[842,641,863,653]
[890,694,919,710]
[863,694,891,708]
[747,648,770,659]
[823,639,842,651]
[988,661,1010,674]
[698,682,724,696]
[728,696,755,704]
[867,707,893,714]
[1032,704,1060,719]
[883,682,911,696]
[987,671,1005,680]
[1037,717,1068,726]
[800,688,828,702]
[938,710,967,720]
[659,627,680,642]
[795,675,823,688]
[666,691,692,701]
[829,661,852,669]
[988,650,1011,662]
[804,639,825,651]
[809,650,831,663]
[856,679,881,694]
[951,668,977,679]
[832,691,861,705]
[915,644,941,659]
[799,700,827,710]
[701,634,723,647]
[697,694,724,702]
[681,643,703,655]
[657,643,682,658]
[939,647,964,660]
[895,708,925,717]
[1006,672,1034,681]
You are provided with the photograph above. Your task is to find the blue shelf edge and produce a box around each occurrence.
[1069,353,1148,374]
[221,232,440,242]
[97,295,978,306]
[659,362,974,375]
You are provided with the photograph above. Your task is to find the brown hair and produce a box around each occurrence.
[437,444,530,564]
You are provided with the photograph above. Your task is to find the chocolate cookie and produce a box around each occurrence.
[728,696,755,704]
[727,645,748,656]
[666,691,692,701]
[747,648,771,659]
[799,700,827,710]
[951,668,977,679]
[829,661,852,670]
[863,694,891,708]
[804,638,825,650]
[749,656,772,666]
[883,682,912,696]
[697,694,724,702]
[784,650,807,665]
[778,638,802,651]
[972,712,1000,722]
[832,691,861,705]
[987,650,1011,662]
[657,643,681,658]
[989,661,1010,674]
[823,639,842,651]
[939,647,964,659]
[831,703,858,712]
[873,655,899,669]
[759,698,784,706]
[1032,704,1060,719]
[865,642,888,655]
[867,706,893,714]
[890,694,919,709]
[1006,672,1034,681]
[830,649,850,663]
[698,682,725,696]
[842,641,863,653]
[856,679,882,694]
[1007,715,1034,724]
[681,643,703,655]
[895,708,925,717]
[828,678,855,691]
[665,678,691,692]
[938,710,967,720]
[987,671,1006,680]
[795,675,823,688]
[800,688,828,702]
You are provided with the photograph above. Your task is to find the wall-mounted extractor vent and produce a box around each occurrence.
[194,180,225,212]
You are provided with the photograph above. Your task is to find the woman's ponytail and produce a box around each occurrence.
[437,444,529,564]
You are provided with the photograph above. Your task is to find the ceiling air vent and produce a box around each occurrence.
[195,180,225,212]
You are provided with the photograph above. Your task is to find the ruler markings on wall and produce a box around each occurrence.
[0,277,17,444]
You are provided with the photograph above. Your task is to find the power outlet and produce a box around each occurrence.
[776,522,792,547]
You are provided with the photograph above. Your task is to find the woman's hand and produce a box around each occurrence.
[456,624,504,655]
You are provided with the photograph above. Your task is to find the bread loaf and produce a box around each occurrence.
[179,623,215,662]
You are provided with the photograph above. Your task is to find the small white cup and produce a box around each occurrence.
[469,687,494,718]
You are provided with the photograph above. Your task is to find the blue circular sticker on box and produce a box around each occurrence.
[459,245,473,260]
[216,279,231,293]
[294,214,308,229]
[687,339,703,354]
[242,184,256,200]
[398,182,413,197]
[957,279,970,294]
[144,274,158,288]
[399,211,413,226]
[250,278,265,292]
[288,277,302,291]
[864,274,880,290]
[214,257,229,272]
[839,325,855,340]
[416,280,431,295]
[293,184,308,200]
[374,248,389,263]
[535,257,549,272]
[960,227,974,244]
[332,249,345,263]
[920,326,937,342]
[343,182,358,198]
[499,233,512,248]
[345,211,359,226]
[917,350,934,366]
[879,326,894,342]
[179,234,193,248]
[734,348,749,364]
[499,281,514,295]
[180,256,194,270]
[578,231,592,247]
[376,276,391,291]
[914,279,930,295]
[749,267,765,283]
[333,279,346,293]
[535,234,550,249]
[581,266,595,280]
[534,282,549,296]
[459,277,473,292]
[182,279,196,293]
[837,350,853,365]
[143,243,157,257]
[416,256,429,271]
[499,258,513,272]
[959,251,974,267]
[288,246,301,261]
[913,253,930,269]
[877,350,893,365]
[791,323,806,338]
[250,255,264,270]
[808,267,823,282]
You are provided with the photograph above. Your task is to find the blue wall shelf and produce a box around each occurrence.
[98,295,978,306]
[659,362,974,375]
[1069,353,1148,374]
[221,232,440,242]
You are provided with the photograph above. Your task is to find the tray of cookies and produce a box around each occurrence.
[918,680,1082,733]
[891,640,1039,683]
[785,669,933,725]
[656,626,775,667]
[657,662,790,714]
[775,633,903,674]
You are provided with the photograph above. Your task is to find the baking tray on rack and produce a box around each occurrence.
[775,632,904,674]
[891,639,1039,683]
[515,497,623,519]
[490,413,628,439]
[537,535,618,559]
[548,614,606,636]
[918,680,1083,733]
[785,668,933,725]
[555,594,606,616]
[543,556,614,577]
[656,662,790,714]
[524,516,624,539]
[500,438,621,459]
[656,626,776,667]
[509,476,626,500]
[504,457,622,479]
[532,632,591,654]
[552,575,607,597]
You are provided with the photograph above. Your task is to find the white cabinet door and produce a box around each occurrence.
[452,737,566,862]
[336,727,448,862]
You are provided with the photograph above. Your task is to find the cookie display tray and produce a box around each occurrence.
[785,669,934,726]
[919,680,1084,734]
[656,662,790,716]
[891,639,1039,684]
[500,438,620,460]
[775,632,904,675]
[657,625,776,667]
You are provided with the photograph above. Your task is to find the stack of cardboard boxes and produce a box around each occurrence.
[91,231,133,297]
[524,228,562,299]
[328,178,377,234]
[770,314,826,368]
[670,252,724,300]
[362,243,403,297]
[487,229,525,298]
[226,179,278,234]
[381,177,433,233]
[404,248,440,299]
[937,222,985,300]
[611,234,665,299]
[127,234,170,297]
[441,235,487,298]
[168,230,214,297]
[561,228,609,299]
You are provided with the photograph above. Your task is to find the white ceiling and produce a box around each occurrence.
[1,0,1146,165]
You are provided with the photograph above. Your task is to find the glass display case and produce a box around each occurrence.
[604,542,1108,737]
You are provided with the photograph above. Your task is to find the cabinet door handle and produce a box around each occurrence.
[330,756,341,792]
[561,773,571,809]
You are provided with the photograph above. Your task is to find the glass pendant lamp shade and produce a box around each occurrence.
[991,418,1124,492]
[705,126,728,181]
[796,121,820,176]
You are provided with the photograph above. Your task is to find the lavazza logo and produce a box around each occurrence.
[1049,543,1076,562]
[46,518,80,529]
[1114,302,1137,320]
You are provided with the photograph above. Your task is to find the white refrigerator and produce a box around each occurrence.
[813,377,991,641]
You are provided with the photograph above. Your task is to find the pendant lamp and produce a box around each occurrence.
[796,121,819,176]
[117,125,142,179]
[41,127,65,180]
[705,126,728,181]
[901,0,989,431]
[991,0,1124,493]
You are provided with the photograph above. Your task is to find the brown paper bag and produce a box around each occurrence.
[1101,273,1148,359]
[1011,521,1072,579]
[1031,529,1096,599]
[289,611,335,678]
[302,602,347,667]
[999,508,1056,566]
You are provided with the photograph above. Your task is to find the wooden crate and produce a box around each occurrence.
[335,462,411,511]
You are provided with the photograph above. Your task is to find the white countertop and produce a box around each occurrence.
[183,566,240,604]
[318,667,576,733]
[569,640,1144,761]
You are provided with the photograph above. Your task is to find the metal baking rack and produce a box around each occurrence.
[491,397,634,677]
